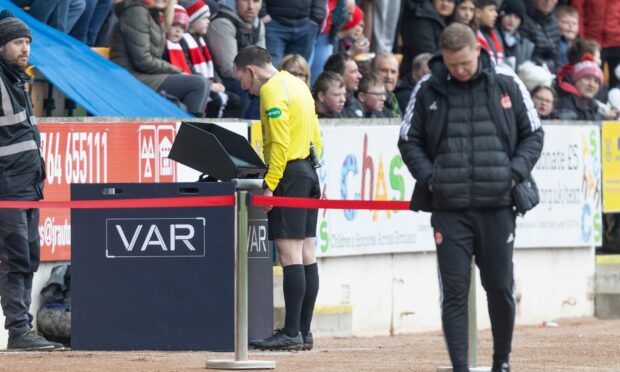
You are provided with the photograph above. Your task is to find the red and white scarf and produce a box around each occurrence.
[182,33,213,79]
[477,29,504,65]
[165,40,192,74]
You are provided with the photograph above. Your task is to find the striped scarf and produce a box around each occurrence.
[165,40,192,74]
[182,33,213,79]
[477,29,504,65]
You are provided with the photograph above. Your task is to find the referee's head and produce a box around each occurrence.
[233,46,277,95]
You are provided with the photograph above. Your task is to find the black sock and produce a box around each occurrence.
[282,264,305,338]
[300,263,319,334]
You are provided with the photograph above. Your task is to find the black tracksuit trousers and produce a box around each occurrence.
[431,208,516,371]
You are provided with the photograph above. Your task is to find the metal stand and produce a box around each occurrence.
[437,263,491,372]
[206,191,275,370]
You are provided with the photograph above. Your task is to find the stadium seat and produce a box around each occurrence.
[92,47,110,59]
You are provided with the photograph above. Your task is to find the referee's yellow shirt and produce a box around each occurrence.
[260,70,323,191]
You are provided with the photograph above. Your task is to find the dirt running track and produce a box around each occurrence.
[0,317,619,371]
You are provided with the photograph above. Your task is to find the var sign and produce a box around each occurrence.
[105,217,206,258]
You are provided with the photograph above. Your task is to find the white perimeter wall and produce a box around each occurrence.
[317,246,595,336]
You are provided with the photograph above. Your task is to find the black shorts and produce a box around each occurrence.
[268,159,321,240]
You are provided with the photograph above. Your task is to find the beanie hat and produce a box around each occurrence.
[499,0,526,21]
[342,5,363,31]
[178,0,211,25]
[172,5,189,31]
[573,54,604,85]
[0,10,31,47]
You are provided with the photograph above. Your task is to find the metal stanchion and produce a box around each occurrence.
[206,190,275,370]
[437,263,491,372]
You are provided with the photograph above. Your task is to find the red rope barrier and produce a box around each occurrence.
[0,195,235,209]
[251,195,410,210]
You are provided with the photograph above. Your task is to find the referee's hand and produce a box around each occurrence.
[261,188,274,213]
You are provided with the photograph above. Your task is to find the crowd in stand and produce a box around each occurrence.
[12,0,620,122]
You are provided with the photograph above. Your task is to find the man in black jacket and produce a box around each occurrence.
[519,0,561,72]
[0,11,57,351]
[398,23,543,372]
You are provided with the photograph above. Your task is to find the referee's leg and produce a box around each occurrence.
[275,239,306,341]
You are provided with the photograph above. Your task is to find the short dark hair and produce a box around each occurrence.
[554,5,578,19]
[475,0,497,9]
[233,45,272,69]
[323,53,355,75]
[357,72,383,94]
[371,52,399,72]
[567,38,601,65]
[438,23,477,52]
[531,85,557,101]
[313,71,345,99]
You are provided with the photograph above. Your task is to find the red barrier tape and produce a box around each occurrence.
[0,195,235,209]
[251,195,410,210]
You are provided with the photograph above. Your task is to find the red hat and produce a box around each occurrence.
[172,5,189,31]
[573,54,604,85]
[179,0,211,25]
[342,6,363,31]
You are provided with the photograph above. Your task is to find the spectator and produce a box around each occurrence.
[497,0,534,72]
[356,72,387,118]
[0,10,62,352]
[323,52,364,118]
[335,5,369,58]
[110,0,210,116]
[94,0,123,47]
[395,52,432,111]
[474,0,502,65]
[372,52,401,118]
[70,0,113,45]
[572,0,620,88]
[453,0,476,29]
[520,0,562,72]
[207,0,264,118]
[313,71,346,118]
[400,0,454,77]
[556,54,605,120]
[178,0,239,118]
[260,0,326,67]
[531,85,558,119]
[555,5,579,66]
[367,0,401,53]
[14,0,86,33]
[280,54,311,87]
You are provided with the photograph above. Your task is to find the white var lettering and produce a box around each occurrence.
[115,224,196,252]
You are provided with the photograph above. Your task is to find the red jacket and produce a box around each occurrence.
[573,0,620,48]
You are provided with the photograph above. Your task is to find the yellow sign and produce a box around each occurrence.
[602,122,620,212]
[249,120,264,162]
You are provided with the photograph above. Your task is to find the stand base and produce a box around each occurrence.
[437,367,491,372]
[206,359,276,370]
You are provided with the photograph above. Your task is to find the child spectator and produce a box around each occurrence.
[475,0,503,65]
[313,71,347,118]
[497,0,534,71]
[556,54,607,120]
[531,85,558,119]
[177,0,240,118]
[336,5,369,58]
[110,0,210,117]
[453,0,476,29]
[356,72,387,118]
[555,6,579,66]
[323,53,364,118]
[280,54,311,87]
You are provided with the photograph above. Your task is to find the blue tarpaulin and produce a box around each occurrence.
[0,1,190,117]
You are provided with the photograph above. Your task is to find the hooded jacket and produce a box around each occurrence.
[398,51,544,211]
[110,0,182,90]
[400,0,447,75]
[0,56,44,200]
[519,0,561,72]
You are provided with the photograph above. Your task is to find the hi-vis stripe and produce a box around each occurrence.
[495,63,542,131]
[400,73,431,141]
[0,140,37,157]
[0,76,27,127]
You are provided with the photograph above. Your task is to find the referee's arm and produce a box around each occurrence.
[263,93,291,191]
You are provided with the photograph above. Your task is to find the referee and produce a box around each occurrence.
[233,46,323,351]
